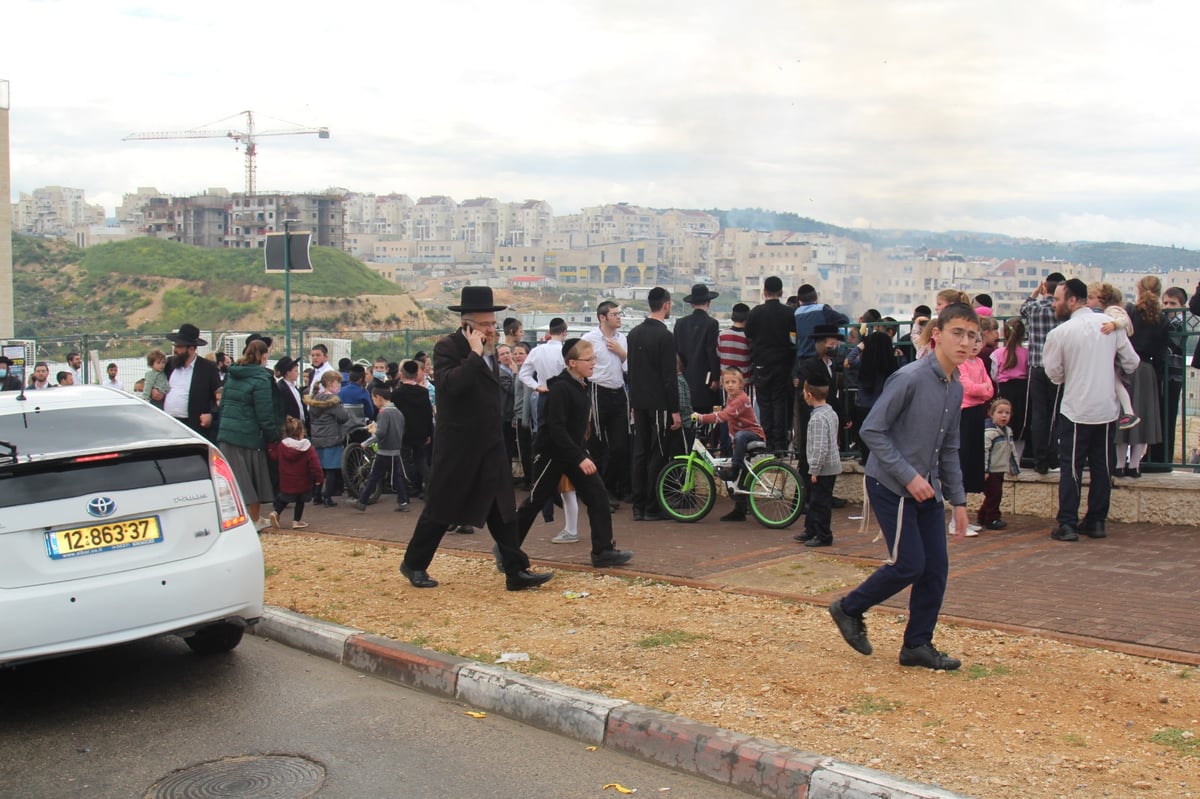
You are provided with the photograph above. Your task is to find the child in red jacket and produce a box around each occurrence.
[268,416,324,530]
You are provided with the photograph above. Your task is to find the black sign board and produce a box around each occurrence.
[265,230,314,273]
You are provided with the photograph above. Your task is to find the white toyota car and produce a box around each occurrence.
[0,385,264,665]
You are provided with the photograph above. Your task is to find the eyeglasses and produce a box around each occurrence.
[942,327,981,343]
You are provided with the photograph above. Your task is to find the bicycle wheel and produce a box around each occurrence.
[746,462,805,529]
[656,461,716,522]
[341,446,382,505]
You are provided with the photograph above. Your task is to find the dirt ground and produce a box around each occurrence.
[262,534,1199,799]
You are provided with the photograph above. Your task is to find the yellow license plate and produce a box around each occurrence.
[45,516,163,560]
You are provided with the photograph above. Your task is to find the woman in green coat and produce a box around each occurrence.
[218,339,283,529]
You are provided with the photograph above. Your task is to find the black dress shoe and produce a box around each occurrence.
[828,599,872,656]
[631,508,645,521]
[1050,525,1079,542]
[830,496,848,509]
[506,570,554,591]
[1126,467,1141,478]
[899,643,961,671]
[1080,520,1107,538]
[400,562,438,588]
[792,533,812,543]
[454,525,476,534]
[641,510,663,522]
[984,519,1008,530]
[719,508,747,522]
[591,549,634,568]
[804,537,832,547]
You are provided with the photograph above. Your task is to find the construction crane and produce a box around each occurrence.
[123,110,329,196]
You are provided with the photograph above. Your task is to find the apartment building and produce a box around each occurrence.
[411,195,455,241]
[12,186,104,236]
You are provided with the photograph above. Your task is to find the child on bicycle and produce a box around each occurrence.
[268,415,324,530]
[352,385,410,512]
[691,367,766,522]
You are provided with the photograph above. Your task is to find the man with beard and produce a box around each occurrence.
[159,324,223,443]
[398,287,553,592]
[674,284,722,414]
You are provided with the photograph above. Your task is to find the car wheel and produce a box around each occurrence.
[184,621,246,655]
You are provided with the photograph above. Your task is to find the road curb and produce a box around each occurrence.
[253,606,973,799]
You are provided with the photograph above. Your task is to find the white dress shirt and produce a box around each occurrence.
[1044,307,1140,425]
[164,361,193,418]
[582,327,628,389]
[519,338,566,390]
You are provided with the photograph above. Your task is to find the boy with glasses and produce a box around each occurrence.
[828,303,980,671]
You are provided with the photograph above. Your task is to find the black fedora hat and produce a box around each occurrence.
[166,323,208,347]
[683,283,719,304]
[447,285,508,313]
[274,355,299,376]
[245,333,273,350]
[809,323,845,341]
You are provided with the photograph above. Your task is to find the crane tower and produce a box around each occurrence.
[124,110,329,196]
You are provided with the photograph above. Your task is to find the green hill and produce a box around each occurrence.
[12,235,408,337]
[80,238,403,297]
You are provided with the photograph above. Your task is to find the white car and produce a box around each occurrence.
[0,385,264,665]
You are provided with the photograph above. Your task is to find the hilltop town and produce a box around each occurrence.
[13,186,1200,321]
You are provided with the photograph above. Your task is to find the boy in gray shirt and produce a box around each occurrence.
[352,386,409,511]
[828,303,977,672]
[797,372,841,547]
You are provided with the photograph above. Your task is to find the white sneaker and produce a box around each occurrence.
[268,511,280,529]
[551,530,579,544]
[254,517,270,532]
[964,528,979,537]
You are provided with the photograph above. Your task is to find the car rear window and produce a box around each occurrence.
[0,405,194,459]
[0,405,211,509]
[0,447,211,509]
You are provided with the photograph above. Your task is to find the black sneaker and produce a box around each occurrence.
[719,508,747,522]
[1050,525,1079,542]
[1079,520,1106,539]
[591,549,634,568]
[899,643,961,671]
[828,599,872,656]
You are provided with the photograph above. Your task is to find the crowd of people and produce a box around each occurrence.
[5,275,1199,630]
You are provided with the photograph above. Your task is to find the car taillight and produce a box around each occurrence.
[210,448,248,531]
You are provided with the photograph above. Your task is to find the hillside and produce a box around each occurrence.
[12,236,431,337]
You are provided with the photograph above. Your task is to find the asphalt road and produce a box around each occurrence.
[0,634,756,799]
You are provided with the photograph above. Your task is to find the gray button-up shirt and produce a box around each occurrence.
[860,355,966,506]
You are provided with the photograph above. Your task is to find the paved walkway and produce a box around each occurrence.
[297,491,1200,666]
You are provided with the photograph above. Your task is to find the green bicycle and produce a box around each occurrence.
[655,436,806,528]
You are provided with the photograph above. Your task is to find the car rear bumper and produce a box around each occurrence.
[0,525,264,666]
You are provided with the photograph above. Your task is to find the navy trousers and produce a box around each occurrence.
[842,477,950,649]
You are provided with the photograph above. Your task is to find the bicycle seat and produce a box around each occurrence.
[746,440,768,452]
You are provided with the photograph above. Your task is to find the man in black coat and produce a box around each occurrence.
[0,355,22,391]
[398,286,553,592]
[160,324,223,443]
[745,276,796,452]
[626,287,682,521]
[674,283,722,413]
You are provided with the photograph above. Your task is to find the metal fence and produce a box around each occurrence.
[4,311,1199,468]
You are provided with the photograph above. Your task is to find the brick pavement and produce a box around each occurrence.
[298,492,1200,666]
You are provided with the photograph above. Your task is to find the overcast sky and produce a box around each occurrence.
[6,0,1200,248]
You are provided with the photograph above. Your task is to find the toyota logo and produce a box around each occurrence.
[86,497,117,518]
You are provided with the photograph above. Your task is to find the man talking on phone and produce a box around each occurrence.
[398,286,554,592]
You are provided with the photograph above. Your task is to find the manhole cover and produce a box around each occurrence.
[145,754,325,798]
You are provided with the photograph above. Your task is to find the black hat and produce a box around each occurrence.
[809,323,845,341]
[245,333,273,350]
[274,355,299,376]
[401,359,420,377]
[167,323,207,347]
[0,355,12,365]
[683,283,719,304]
[447,285,508,313]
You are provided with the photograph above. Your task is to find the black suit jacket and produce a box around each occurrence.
[164,355,223,441]
[423,331,514,526]
[674,308,721,411]
[627,318,679,413]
